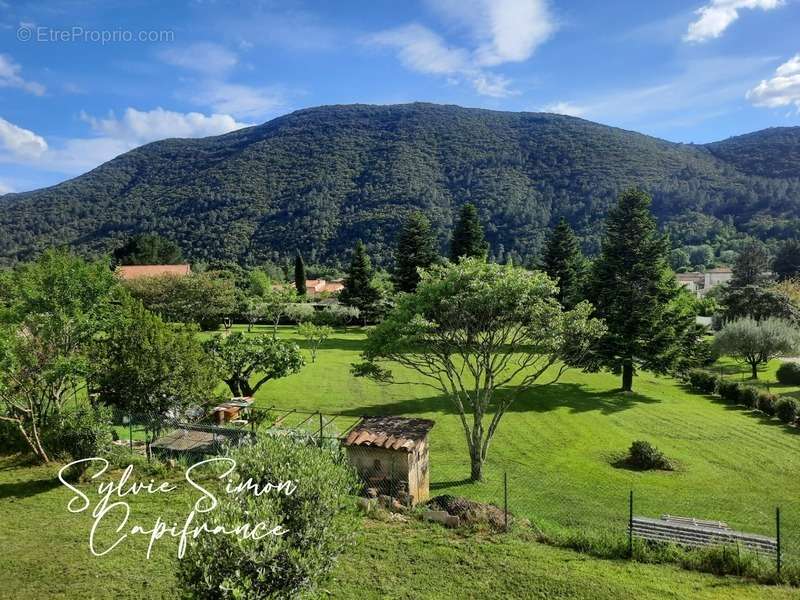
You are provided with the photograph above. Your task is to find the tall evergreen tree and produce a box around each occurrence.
[340,241,382,322]
[393,211,439,293]
[589,189,696,392]
[773,239,800,281]
[731,241,771,288]
[113,234,183,265]
[450,203,488,262]
[294,252,307,296]
[541,217,585,309]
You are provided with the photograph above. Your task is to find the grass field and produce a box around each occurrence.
[3,324,800,598]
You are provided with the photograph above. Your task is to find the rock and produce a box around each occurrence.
[422,510,450,525]
[444,515,460,528]
[357,497,375,514]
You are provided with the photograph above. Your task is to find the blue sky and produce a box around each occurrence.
[0,0,799,193]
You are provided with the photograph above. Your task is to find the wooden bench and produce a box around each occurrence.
[630,515,778,556]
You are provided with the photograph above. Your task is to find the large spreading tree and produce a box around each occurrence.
[353,258,604,481]
[450,203,488,262]
[393,211,439,293]
[541,217,586,309]
[588,189,697,392]
[713,318,800,379]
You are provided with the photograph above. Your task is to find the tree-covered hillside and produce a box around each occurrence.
[1,103,798,267]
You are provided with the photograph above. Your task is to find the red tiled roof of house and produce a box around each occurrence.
[343,416,435,452]
[116,264,192,280]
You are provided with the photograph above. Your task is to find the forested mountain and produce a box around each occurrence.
[1,103,798,267]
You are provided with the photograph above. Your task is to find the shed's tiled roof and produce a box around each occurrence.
[343,416,435,451]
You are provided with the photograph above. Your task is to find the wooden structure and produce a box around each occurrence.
[212,397,253,425]
[150,423,252,457]
[342,416,435,506]
[630,514,778,556]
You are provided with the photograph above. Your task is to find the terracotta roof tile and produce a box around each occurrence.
[344,416,435,451]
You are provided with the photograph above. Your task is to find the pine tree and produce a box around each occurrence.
[541,217,585,309]
[450,203,488,262]
[588,189,696,392]
[340,241,382,322]
[773,240,800,281]
[393,211,439,293]
[731,241,771,288]
[294,252,307,296]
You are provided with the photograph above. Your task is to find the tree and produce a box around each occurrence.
[0,251,120,462]
[588,190,696,392]
[450,203,488,262]
[393,211,439,293]
[773,240,800,281]
[669,248,690,271]
[262,286,296,338]
[541,217,585,309]
[204,332,304,397]
[89,296,218,434]
[177,435,358,600]
[297,322,334,363]
[353,258,604,481]
[722,284,799,323]
[731,241,771,288]
[242,299,267,332]
[689,245,714,268]
[113,233,183,265]
[339,241,382,323]
[247,268,272,298]
[294,252,307,296]
[713,318,800,379]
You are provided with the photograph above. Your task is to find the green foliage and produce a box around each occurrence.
[588,190,697,391]
[541,217,585,309]
[203,332,304,397]
[294,252,307,296]
[722,284,799,323]
[449,203,488,262]
[90,295,218,417]
[776,361,800,384]
[176,434,358,600]
[339,241,383,323]
[625,440,672,471]
[739,386,761,409]
[46,406,113,462]
[774,240,800,281]
[124,272,237,330]
[392,211,439,293]
[687,369,719,394]
[356,257,604,481]
[717,380,742,404]
[2,105,800,267]
[297,321,334,363]
[775,396,799,423]
[756,391,778,416]
[113,234,183,265]
[713,318,800,379]
[247,268,273,298]
[731,241,771,288]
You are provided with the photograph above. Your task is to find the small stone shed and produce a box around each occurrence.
[343,416,435,505]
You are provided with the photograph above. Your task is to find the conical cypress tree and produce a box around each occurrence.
[542,217,585,309]
[294,252,307,296]
[588,189,695,392]
[340,241,382,322]
[393,211,439,293]
[450,203,488,262]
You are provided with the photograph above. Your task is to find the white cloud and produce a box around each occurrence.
[0,117,48,159]
[540,101,587,117]
[159,42,238,74]
[0,54,45,96]
[0,179,14,195]
[684,0,784,42]
[192,82,287,118]
[747,54,800,110]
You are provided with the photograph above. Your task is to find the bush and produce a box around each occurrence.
[757,391,778,416]
[739,386,761,409]
[688,370,718,394]
[626,440,672,471]
[47,406,113,461]
[776,362,800,385]
[177,434,359,599]
[776,397,800,424]
[717,380,742,404]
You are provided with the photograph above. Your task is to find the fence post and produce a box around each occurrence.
[503,471,508,532]
[628,490,634,559]
[776,506,782,577]
[128,414,133,452]
[318,412,324,444]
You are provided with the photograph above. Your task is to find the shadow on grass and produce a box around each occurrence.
[0,477,60,500]
[430,477,473,491]
[335,382,660,419]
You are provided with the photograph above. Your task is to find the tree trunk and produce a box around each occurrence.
[751,362,759,380]
[621,360,634,392]
[469,449,483,482]
[225,378,242,397]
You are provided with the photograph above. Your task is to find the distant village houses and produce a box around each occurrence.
[675,267,732,297]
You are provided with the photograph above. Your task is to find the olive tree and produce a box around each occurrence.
[713,317,800,379]
[353,258,604,481]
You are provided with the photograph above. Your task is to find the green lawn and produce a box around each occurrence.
[2,455,798,600]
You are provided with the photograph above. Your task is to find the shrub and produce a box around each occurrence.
[776,397,800,424]
[776,362,800,385]
[626,440,672,471]
[757,391,778,416]
[47,406,113,461]
[717,380,742,404]
[739,386,761,409]
[688,370,718,394]
[177,434,359,600]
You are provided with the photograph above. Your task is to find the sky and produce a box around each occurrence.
[0,0,799,193]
